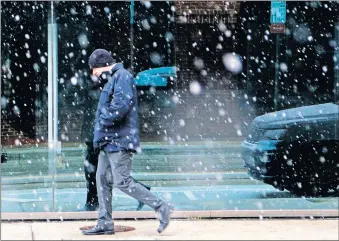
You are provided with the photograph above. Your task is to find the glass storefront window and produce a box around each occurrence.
[1,1,53,212]
[1,1,338,216]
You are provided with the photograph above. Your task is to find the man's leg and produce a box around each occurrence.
[132,177,151,210]
[82,143,99,211]
[83,150,115,235]
[96,151,115,229]
[133,178,151,190]
[107,151,174,233]
[83,143,148,211]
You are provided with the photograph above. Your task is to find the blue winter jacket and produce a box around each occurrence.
[93,63,140,152]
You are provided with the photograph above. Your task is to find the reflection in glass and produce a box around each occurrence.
[1,1,338,214]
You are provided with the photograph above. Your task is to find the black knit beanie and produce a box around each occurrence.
[88,49,116,69]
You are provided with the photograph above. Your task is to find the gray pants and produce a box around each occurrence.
[96,150,164,227]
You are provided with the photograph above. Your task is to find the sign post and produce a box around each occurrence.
[130,0,134,73]
[270,1,286,111]
[334,22,339,140]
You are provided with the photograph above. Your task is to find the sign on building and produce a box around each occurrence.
[175,1,240,24]
[270,24,285,34]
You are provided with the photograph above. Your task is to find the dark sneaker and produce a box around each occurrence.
[157,203,174,233]
[136,185,151,211]
[82,225,114,235]
[80,203,99,212]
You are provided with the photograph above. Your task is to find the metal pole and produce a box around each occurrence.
[334,22,339,140]
[246,22,251,93]
[48,0,58,212]
[274,34,280,111]
[130,0,134,73]
[335,22,339,105]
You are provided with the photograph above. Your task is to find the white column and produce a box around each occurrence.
[48,1,58,212]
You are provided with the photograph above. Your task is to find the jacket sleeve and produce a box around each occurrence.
[99,74,134,125]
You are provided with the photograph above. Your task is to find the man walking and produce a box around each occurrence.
[82,49,174,235]
[80,82,151,212]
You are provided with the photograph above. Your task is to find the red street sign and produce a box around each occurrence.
[270,24,285,33]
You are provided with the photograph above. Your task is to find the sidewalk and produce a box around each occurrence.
[1,219,338,240]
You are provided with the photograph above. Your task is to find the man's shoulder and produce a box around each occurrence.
[116,68,133,78]
[114,68,134,86]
